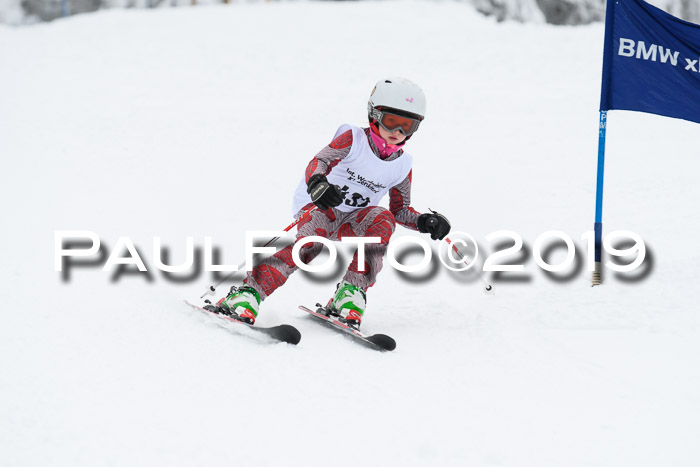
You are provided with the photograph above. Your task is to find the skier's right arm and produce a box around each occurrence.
[304,129,353,182]
[305,130,352,210]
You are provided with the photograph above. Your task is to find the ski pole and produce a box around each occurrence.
[426,215,494,294]
[444,236,494,294]
[199,206,318,299]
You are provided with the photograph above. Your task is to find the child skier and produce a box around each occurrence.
[216,77,451,329]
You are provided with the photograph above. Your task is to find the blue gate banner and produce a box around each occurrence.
[600,0,700,124]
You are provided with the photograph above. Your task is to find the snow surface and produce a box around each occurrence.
[1,2,700,466]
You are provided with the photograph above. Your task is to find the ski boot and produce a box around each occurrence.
[327,280,366,329]
[210,285,261,324]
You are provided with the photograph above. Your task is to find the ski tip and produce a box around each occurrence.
[367,333,396,351]
[275,324,302,345]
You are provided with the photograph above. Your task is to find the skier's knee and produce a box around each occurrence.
[366,208,396,244]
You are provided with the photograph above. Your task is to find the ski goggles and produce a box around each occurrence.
[372,109,422,136]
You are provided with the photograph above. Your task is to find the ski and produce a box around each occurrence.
[185,300,301,345]
[299,304,396,351]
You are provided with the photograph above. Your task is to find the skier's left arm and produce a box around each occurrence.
[389,170,421,230]
[389,171,451,240]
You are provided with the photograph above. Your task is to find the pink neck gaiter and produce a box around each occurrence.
[369,127,404,159]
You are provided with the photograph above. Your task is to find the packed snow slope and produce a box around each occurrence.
[1,2,699,466]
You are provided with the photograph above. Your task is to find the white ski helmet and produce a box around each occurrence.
[368,77,427,123]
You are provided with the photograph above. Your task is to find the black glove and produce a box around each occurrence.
[417,210,451,240]
[307,174,344,210]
